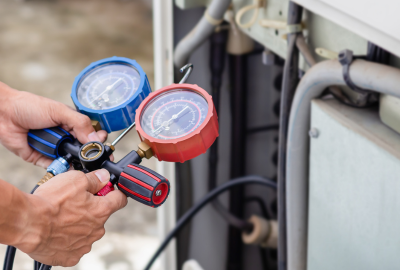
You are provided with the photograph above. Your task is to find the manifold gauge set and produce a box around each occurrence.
[28,56,219,207]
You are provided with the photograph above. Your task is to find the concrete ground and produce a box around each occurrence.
[0,0,159,269]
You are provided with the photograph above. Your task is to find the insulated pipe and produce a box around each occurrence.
[286,59,400,270]
[278,3,303,270]
[227,53,248,270]
[296,34,316,67]
[173,0,231,67]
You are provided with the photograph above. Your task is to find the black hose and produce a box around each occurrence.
[227,53,248,270]
[247,124,279,134]
[31,185,39,194]
[212,200,253,232]
[175,161,193,269]
[245,197,270,220]
[367,42,391,64]
[2,246,16,270]
[34,261,41,270]
[207,28,225,191]
[208,29,254,232]
[38,265,51,270]
[278,2,303,270]
[144,176,277,270]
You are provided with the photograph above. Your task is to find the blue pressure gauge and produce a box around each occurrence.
[71,56,151,132]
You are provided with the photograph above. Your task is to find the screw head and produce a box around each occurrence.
[309,128,320,138]
[156,190,162,196]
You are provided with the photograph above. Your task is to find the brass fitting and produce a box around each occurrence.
[242,215,278,249]
[37,172,55,186]
[104,142,115,152]
[137,142,153,159]
[80,142,103,160]
[91,120,102,132]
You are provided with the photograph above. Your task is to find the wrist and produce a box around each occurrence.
[0,182,31,247]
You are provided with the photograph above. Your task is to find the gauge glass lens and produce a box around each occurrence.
[77,63,140,110]
[140,89,209,140]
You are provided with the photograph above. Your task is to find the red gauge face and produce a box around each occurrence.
[135,84,219,163]
[140,89,208,140]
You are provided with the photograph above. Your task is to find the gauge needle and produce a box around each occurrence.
[152,106,189,135]
[89,78,123,104]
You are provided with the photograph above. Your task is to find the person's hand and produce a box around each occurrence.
[14,169,127,267]
[0,82,108,168]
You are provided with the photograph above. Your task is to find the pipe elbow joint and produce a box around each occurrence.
[241,215,278,248]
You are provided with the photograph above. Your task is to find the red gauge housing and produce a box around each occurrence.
[135,83,219,163]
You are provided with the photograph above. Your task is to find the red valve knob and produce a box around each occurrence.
[117,163,170,208]
[97,182,115,196]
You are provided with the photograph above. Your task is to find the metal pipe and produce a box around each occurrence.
[286,59,400,270]
[278,3,303,270]
[111,122,136,146]
[179,63,193,84]
[173,0,231,67]
[296,34,316,67]
[175,64,194,268]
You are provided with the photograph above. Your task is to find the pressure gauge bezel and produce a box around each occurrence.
[135,83,219,163]
[71,56,151,133]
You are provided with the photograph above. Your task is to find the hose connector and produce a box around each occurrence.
[242,215,278,248]
[38,155,72,186]
[37,172,55,186]
[46,156,70,176]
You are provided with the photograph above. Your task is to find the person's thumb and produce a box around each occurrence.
[85,169,110,194]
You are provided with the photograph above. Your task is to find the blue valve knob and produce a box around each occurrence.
[27,127,73,159]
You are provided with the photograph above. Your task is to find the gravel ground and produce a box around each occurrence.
[0,0,159,269]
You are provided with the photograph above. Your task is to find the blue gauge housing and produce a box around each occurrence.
[71,56,151,133]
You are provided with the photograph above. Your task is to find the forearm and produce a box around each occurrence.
[0,179,31,246]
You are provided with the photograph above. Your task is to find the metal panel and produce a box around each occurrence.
[308,99,400,270]
[317,0,400,45]
[153,1,177,269]
[171,7,230,270]
[175,0,209,9]
[231,0,367,67]
[172,4,280,269]
[174,0,369,66]
[293,0,400,57]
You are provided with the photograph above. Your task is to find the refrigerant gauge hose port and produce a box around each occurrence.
[80,142,103,160]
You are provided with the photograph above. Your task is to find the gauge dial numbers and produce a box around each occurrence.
[77,63,140,110]
[136,84,219,163]
[72,57,151,133]
[140,90,208,140]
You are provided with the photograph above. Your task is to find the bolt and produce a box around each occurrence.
[156,190,162,196]
[262,49,276,66]
[309,128,319,138]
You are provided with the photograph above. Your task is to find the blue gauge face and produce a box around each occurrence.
[76,63,140,110]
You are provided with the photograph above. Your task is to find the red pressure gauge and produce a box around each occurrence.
[135,83,219,162]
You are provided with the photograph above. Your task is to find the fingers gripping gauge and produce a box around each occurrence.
[71,56,151,132]
[135,83,219,162]
[29,57,151,158]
